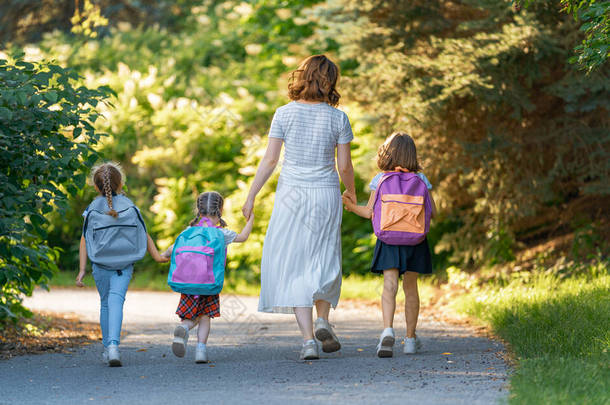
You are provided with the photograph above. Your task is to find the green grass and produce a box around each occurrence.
[50,270,437,303]
[453,259,610,404]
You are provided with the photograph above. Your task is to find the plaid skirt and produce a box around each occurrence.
[175,294,220,319]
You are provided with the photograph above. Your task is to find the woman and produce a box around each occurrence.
[242,54,356,360]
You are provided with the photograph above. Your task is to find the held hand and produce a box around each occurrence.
[341,195,355,212]
[242,198,254,219]
[342,189,357,205]
[75,271,85,288]
[155,254,170,263]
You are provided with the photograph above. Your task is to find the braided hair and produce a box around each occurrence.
[190,191,227,227]
[92,162,124,218]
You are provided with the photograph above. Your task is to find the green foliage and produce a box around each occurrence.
[516,0,609,72]
[9,1,336,280]
[2,1,607,291]
[0,54,111,323]
[315,0,610,266]
[453,258,610,404]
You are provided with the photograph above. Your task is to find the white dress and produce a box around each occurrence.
[258,102,354,314]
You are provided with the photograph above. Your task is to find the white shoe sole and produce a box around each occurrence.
[314,327,341,353]
[377,335,395,358]
[172,327,187,358]
[301,351,320,360]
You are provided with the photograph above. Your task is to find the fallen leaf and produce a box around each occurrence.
[136,348,147,352]
[357,348,364,352]
[442,352,453,355]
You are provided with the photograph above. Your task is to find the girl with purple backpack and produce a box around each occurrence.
[342,132,437,358]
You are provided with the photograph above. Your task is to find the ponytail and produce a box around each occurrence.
[102,166,118,218]
[190,213,202,227]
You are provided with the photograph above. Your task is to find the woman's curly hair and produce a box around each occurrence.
[288,55,340,107]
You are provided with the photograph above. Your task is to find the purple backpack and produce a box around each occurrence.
[372,172,432,245]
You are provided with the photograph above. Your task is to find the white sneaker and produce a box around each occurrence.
[314,318,341,353]
[376,327,395,358]
[300,340,319,360]
[195,346,208,364]
[107,344,121,367]
[102,347,109,364]
[172,325,189,358]
[403,336,422,354]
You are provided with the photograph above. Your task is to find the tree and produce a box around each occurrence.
[514,0,610,72]
[0,54,112,323]
[314,0,610,266]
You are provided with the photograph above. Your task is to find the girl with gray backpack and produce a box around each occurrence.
[76,162,168,367]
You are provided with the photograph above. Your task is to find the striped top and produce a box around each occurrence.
[269,101,354,187]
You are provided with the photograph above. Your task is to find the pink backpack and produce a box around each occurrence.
[372,172,432,245]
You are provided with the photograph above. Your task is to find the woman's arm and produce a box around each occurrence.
[234,214,255,243]
[147,234,170,263]
[337,143,356,204]
[343,192,376,219]
[76,235,87,287]
[242,137,283,218]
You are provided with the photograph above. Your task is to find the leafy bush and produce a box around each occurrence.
[0,54,111,323]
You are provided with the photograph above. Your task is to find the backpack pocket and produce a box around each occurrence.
[92,224,139,256]
[380,194,425,233]
[171,246,215,284]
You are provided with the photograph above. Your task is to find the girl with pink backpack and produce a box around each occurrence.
[162,191,254,363]
[342,132,437,358]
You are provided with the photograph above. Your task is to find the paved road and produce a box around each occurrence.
[1,289,508,404]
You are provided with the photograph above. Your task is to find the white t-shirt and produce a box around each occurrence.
[269,101,354,188]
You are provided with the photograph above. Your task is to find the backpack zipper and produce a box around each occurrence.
[93,224,138,231]
[381,199,423,205]
[176,250,213,257]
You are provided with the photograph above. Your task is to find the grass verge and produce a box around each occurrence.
[452,258,610,404]
[50,269,437,303]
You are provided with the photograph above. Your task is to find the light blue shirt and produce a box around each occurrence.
[369,172,432,191]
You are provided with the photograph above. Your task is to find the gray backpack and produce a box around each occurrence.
[83,195,148,270]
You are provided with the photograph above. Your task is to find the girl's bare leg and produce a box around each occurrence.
[197,316,211,343]
[382,269,399,329]
[403,271,420,338]
[294,307,314,342]
[181,318,197,330]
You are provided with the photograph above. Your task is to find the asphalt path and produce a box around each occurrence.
[0,289,508,404]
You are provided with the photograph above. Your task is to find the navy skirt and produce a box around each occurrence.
[371,238,432,275]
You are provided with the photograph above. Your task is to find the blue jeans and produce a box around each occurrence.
[92,264,133,347]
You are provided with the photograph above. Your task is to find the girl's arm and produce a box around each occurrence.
[337,143,356,204]
[147,234,170,262]
[343,192,376,219]
[242,138,283,218]
[234,214,254,243]
[161,244,174,259]
[76,235,87,287]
